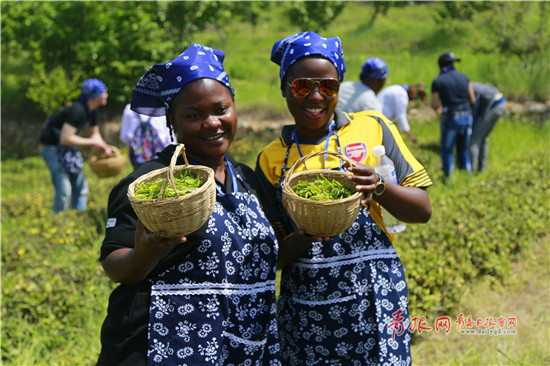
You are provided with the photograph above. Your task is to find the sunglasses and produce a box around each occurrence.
[286,78,340,98]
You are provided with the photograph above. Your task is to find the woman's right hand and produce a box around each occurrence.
[133,220,186,262]
[101,221,186,284]
[90,137,112,156]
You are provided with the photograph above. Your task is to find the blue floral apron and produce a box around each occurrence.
[276,127,411,366]
[147,163,281,365]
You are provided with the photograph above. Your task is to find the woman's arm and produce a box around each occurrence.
[346,163,432,223]
[101,221,186,284]
[277,229,330,269]
[59,123,111,154]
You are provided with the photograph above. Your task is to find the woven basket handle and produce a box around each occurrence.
[110,145,121,157]
[283,150,358,187]
[160,144,190,199]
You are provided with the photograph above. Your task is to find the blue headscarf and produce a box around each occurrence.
[359,57,388,80]
[271,31,346,82]
[131,44,235,116]
[79,79,107,101]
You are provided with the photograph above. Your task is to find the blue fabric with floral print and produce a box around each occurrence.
[146,173,281,365]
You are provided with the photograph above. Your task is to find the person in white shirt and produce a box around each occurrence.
[119,103,175,167]
[337,56,387,113]
[377,84,427,143]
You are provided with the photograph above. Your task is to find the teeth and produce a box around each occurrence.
[205,133,223,140]
[306,108,323,113]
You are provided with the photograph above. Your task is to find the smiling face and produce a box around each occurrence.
[283,56,339,142]
[169,78,237,165]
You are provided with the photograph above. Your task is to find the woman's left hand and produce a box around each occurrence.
[344,162,379,205]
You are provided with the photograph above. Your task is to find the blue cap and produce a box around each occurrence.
[80,79,107,100]
[359,57,388,80]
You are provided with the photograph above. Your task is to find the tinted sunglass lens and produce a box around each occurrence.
[320,80,339,97]
[292,79,314,97]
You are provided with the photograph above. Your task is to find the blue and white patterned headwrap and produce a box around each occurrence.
[131,44,234,116]
[360,57,388,80]
[80,79,107,100]
[271,31,346,82]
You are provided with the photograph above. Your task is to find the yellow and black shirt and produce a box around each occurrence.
[255,109,432,240]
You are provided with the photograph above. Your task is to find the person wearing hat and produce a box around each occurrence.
[256,31,432,365]
[38,78,111,212]
[431,51,476,178]
[97,44,281,365]
[469,82,507,173]
[337,56,388,113]
[377,83,429,143]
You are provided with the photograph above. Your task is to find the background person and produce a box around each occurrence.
[377,83,428,143]
[119,103,175,168]
[469,82,507,173]
[97,44,281,365]
[38,78,111,213]
[337,56,388,113]
[431,51,476,178]
[256,31,432,365]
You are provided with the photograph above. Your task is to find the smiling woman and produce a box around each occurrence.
[96,44,282,366]
[255,31,433,365]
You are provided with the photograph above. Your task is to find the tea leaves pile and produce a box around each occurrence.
[135,171,204,200]
[293,175,353,201]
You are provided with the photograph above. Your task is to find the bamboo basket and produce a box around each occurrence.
[127,144,216,237]
[281,150,363,237]
[89,145,126,178]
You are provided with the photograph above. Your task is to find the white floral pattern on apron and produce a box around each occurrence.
[147,185,281,366]
[277,207,411,366]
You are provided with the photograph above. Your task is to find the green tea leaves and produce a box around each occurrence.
[134,170,204,200]
[292,175,353,201]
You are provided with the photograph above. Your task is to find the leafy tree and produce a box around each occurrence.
[1,1,274,117]
[433,2,549,62]
[25,64,83,116]
[284,1,346,32]
[433,1,492,21]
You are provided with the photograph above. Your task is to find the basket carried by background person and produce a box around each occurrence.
[282,150,363,237]
[127,144,216,238]
[89,145,126,178]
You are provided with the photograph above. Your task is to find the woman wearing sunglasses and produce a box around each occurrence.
[255,31,433,365]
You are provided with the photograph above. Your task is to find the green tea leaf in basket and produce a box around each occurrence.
[292,175,353,201]
[134,170,204,199]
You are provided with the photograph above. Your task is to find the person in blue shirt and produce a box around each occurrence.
[431,52,476,178]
